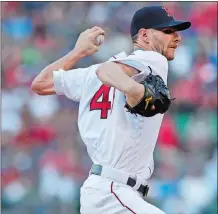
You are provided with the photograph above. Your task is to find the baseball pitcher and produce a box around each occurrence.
[32,5,191,214]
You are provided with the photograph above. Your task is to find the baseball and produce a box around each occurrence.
[96,34,104,46]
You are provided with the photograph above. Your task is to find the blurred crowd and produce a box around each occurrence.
[1,2,217,214]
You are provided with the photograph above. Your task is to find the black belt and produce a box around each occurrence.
[90,164,149,197]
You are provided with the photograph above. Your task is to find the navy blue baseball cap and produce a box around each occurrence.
[130,6,191,37]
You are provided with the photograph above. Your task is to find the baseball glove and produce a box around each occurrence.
[125,67,174,117]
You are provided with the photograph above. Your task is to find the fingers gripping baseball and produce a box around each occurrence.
[74,26,105,57]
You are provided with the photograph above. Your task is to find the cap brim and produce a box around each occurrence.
[153,20,191,31]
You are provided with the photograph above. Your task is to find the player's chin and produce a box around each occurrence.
[166,49,175,61]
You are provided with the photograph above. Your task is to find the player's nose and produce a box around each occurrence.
[174,31,181,43]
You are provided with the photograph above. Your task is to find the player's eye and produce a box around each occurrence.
[161,29,175,34]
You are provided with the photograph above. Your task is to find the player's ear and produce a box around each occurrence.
[138,28,149,44]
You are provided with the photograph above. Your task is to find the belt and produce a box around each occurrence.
[90,164,149,197]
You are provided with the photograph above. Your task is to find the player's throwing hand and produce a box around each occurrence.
[74,26,105,57]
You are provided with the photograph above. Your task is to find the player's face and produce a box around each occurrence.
[150,28,181,60]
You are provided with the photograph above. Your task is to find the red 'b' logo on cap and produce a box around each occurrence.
[162,6,172,17]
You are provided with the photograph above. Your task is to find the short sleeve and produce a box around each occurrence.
[111,50,168,83]
[111,58,151,83]
[53,67,88,102]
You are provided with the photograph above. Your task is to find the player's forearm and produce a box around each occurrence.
[31,49,83,94]
[44,49,83,72]
[96,62,144,97]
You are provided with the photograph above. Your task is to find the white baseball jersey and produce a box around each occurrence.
[53,50,168,180]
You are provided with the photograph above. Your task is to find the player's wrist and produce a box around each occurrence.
[71,47,88,58]
[130,82,145,98]
[125,83,145,107]
[59,49,84,71]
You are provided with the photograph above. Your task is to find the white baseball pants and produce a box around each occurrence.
[80,174,166,214]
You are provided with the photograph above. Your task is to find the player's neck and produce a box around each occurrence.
[133,44,153,52]
[133,45,164,57]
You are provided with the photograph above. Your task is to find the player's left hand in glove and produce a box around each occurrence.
[125,68,174,117]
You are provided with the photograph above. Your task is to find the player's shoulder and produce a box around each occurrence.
[88,51,129,75]
[131,50,168,76]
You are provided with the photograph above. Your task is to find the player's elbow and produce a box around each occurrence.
[31,78,54,95]
[96,62,114,83]
[96,65,108,82]
[96,64,105,77]
[31,79,44,95]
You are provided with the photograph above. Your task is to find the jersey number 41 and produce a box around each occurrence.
[90,85,116,119]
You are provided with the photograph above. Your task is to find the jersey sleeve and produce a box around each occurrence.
[53,67,89,102]
[111,50,168,83]
[112,58,151,83]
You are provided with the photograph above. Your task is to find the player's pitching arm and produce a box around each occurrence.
[31,26,104,95]
[96,62,145,107]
